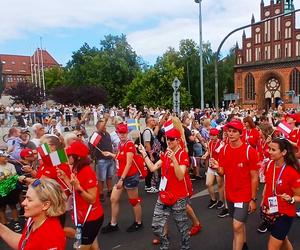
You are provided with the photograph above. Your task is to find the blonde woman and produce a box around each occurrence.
[0,177,67,249]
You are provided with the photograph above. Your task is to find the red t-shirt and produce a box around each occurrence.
[160,148,190,199]
[208,139,222,161]
[18,217,66,250]
[287,128,300,144]
[263,161,300,217]
[245,128,260,149]
[75,166,104,223]
[36,162,71,194]
[219,143,259,202]
[116,140,138,177]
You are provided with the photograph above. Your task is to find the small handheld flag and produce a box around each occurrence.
[277,122,292,137]
[163,120,174,132]
[49,149,68,166]
[36,143,51,158]
[89,133,102,147]
[127,119,140,132]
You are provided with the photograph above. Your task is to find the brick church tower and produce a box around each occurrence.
[234,0,300,110]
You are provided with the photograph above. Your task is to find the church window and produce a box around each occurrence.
[290,68,300,95]
[245,73,255,100]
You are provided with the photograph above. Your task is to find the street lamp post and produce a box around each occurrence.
[195,0,204,110]
[214,8,300,109]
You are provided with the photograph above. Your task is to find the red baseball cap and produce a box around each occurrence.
[209,128,219,136]
[20,148,34,159]
[286,113,300,123]
[165,128,181,139]
[225,120,244,134]
[116,123,128,134]
[66,141,89,158]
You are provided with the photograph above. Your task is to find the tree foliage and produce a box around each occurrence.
[5,81,44,106]
[49,85,107,105]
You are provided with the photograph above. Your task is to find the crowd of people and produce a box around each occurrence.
[0,101,298,250]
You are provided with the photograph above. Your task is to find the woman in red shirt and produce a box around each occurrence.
[262,138,300,250]
[243,116,260,150]
[101,123,143,234]
[0,177,67,250]
[59,140,104,250]
[139,128,191,250]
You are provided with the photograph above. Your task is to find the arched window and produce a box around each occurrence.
[245,73,255,100]
[289,68,300,95]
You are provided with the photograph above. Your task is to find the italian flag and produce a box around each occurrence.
[36,143,51,158]
[163,120,174,132]
[277,122,292,137]
[89,132,102,147]
[49,149,68,166]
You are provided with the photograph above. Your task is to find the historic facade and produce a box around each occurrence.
[0,49,59,92]
[234,0,300,109]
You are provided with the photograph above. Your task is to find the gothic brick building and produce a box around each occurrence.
[234,0,300,110]
[0,49,59,92]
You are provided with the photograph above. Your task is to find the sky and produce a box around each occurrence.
[0,0,299,66]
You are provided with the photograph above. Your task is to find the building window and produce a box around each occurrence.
[264,21,271,42]
[265,45,271,60]
[11,61,15,65]
[285,27,291,39]
[255,47,261,61]
[290,68,300,95]
[296,40,300,56]
[274,17,281,40]
[255,33,261,44]
[275,44,281,59]
[245,73,255,100]
[285,42,291,57]
[246,49,252,62]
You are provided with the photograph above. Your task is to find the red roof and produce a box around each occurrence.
[0,49,59,76]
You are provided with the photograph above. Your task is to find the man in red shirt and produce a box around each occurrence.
[210,120,259,250]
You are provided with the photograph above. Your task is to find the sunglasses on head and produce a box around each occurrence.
[166,137,177,142]
[32,179,41,187]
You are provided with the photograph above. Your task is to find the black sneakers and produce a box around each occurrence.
[101,223,119,234]
[216,201,225,210]
[257,221,268,233]
[126,222,143,232]
[218,208,229,218]
[207,199,218,209]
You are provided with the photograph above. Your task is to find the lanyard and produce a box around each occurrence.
[272,162,286,196]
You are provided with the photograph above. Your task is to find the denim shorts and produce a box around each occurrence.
[96,159,115,181]
[120,173,139,190]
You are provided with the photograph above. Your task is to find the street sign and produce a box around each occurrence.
[172,77,181,91]
[173,91,180,115]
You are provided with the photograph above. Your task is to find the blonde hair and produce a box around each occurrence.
[30,178,67,217]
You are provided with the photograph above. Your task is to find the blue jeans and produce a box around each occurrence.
[95,159,115,181]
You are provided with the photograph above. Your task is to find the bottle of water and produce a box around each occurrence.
[73,224,82,249]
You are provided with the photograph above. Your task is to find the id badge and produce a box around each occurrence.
[234,202,243,208]
[268,196,279,214]
[159,177,168,191]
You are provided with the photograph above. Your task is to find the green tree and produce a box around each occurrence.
[123,48,191,109]
[44,66,66,89]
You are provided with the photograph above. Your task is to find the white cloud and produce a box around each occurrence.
[1,0,299,62]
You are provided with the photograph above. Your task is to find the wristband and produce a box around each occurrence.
[251,198,257,202]
[120,177,125,181]
[289,197,295,204]
[143,155,148,159]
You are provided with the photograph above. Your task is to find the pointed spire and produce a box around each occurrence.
[271,0,274,5]
[235,42,239,49]
[251,14,255,24]
[243,30,246,38]
[261,0,264,6]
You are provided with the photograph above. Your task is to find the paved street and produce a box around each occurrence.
[94,179,300,250]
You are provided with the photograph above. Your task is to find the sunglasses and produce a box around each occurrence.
[76,134,83,137]
[166,137,177,142]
